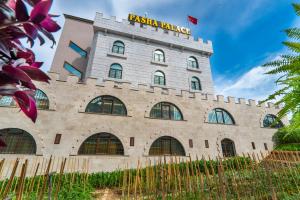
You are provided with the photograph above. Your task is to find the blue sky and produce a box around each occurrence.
[33,0,297,100]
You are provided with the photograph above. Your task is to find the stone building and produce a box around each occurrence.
[0,13,287,172]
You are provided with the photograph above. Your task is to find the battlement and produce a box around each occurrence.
[48,72,280,110]
[93,12,213,55]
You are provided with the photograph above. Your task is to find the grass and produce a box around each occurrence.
[275,143,300,151]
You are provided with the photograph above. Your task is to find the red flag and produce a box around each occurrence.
[188,15,198,25]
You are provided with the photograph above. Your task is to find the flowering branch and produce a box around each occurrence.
[0,0,60,123]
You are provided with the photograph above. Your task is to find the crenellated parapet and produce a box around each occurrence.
[93,12,213,55]
[47,72,280,110]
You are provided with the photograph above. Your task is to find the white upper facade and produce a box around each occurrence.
[86,13,215,94]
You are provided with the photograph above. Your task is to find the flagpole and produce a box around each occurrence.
[187,15,191,38]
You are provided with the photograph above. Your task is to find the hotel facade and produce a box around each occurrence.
[0,13,287,171]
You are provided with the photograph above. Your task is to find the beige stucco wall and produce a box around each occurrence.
[0,72,286,172]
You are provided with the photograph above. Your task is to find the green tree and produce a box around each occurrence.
[263,3,300,133]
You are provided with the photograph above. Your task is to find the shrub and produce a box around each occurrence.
[273,128,300,145]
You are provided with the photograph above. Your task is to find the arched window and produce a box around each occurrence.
[112,41,125,54]
[78,133,124,155]
[0,128,36,154]
[0,96,15,107]
[154,71,165,86]
[85,95,127,116]
[221,138,236,157]
[150,102,183,120]
[263,114,283,128]
[0,89,49,110]
[191,77,201,90]
[153,49,165,62]
[149,136,185,156]
[34,89,50,110]
[208,108,235,125]
[188,56,198,68]
[109,63,122,79]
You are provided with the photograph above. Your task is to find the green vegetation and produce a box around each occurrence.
[263,3,300,133]
[273,128,300,150]
[0,154,299,199]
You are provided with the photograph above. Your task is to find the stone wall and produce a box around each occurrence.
[0,73,286,172]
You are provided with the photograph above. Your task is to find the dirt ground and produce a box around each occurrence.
[92,189,122,200]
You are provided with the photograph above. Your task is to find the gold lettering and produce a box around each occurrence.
[160,22,167,28]
[171,25,176,31]
[135,16,141,23]
[128,14,191,35]
[180,27,187,34]
[186,28,191,35]
[146,18,152,26]
[141,17,146,24]
[165,23,171,30]
[128,14,135,21]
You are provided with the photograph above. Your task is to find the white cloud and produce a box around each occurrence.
[215,65,280,100]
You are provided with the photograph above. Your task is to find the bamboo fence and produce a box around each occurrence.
[0,151,298,199]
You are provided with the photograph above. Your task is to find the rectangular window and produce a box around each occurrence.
[130,137,134,147]
[54,134,62,144]
[251,142,256,150]
[264,143,268,150]
[63,62,82,79]
[189,139,193,148]
[205,140,209,148]
[69,41,87,57]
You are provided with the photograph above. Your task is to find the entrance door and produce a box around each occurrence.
[221,138,236,157]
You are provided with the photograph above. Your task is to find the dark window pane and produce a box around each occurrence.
[78,133,124,155]
[154,50,165,62]
[64,62,82,79]
[149,136,185,156]
[251,142,256,150]
[130,137,134,146]
[69,42,87,57]
[221,139,236,157]
[205,140,209,148]
[188,57,198,69]
[264,143,268,150]
[0,89,49,110]
[109,64,122,79]
[150,102,183,120]
[0,128,36,154]
[0,96,15,107]
[112,41,125,54]
[85,96,127,116]
[208,108,234,125]
[263,114,283,128]
[54,134,62,144]
[162,105,170,119]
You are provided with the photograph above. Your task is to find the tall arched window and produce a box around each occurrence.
[221,138,236,157]
[0,89,49,110]
[153,49,165,62]
[112,41,125,54]
[188,56,198,69]
[78,133,124,155]
[149,136,185,156]
[263,114,283,128]
[0,128,36,154]
[150,102,183,120]
[85,95,127,116]
[154,71,165,86]
[191,77,201,91]
[208,108,234,125]
[109,63,122,79]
